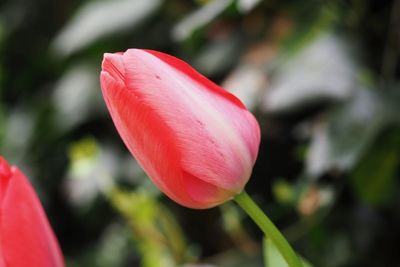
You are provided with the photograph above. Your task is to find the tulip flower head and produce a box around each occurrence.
[0,157,64,267]
[100,49,260,209]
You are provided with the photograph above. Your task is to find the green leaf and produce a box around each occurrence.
[280,2,340,57]
[172,0,234,41]
[51,0,162,56]
[351,128,400,206]
[263,33,357,114]
[263,238,313,267]
[307,87,400,177]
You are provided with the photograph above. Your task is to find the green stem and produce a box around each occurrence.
[234,191,303,267]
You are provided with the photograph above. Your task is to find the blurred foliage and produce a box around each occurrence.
[110,188,191,267]
[263,238,312,267]
[0,0,399,266]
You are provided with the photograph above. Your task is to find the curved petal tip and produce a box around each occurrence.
[102,53,126,82]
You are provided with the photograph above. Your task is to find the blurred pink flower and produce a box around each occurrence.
[0,156,64,267]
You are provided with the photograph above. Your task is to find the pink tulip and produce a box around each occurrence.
[0,156,64,267]
[100,49,260,209]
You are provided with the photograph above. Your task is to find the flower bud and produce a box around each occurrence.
[100,49,260,208]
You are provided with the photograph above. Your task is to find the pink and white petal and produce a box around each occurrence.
[145,50,261,163]
[144,49,246,109]
[122,50,258,192]
[101,55,227,208]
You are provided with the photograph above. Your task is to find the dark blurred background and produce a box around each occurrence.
[1,0,400,266]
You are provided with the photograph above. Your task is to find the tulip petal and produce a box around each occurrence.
[102,55,229,208]
[144,49,247,109]
[122,49,258,190]
[0,157,64,267]
[144,49,260,163]
[101,49,261,208]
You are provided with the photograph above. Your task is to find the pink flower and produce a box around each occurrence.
[100,49,260,209]
[0,156,64,267]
